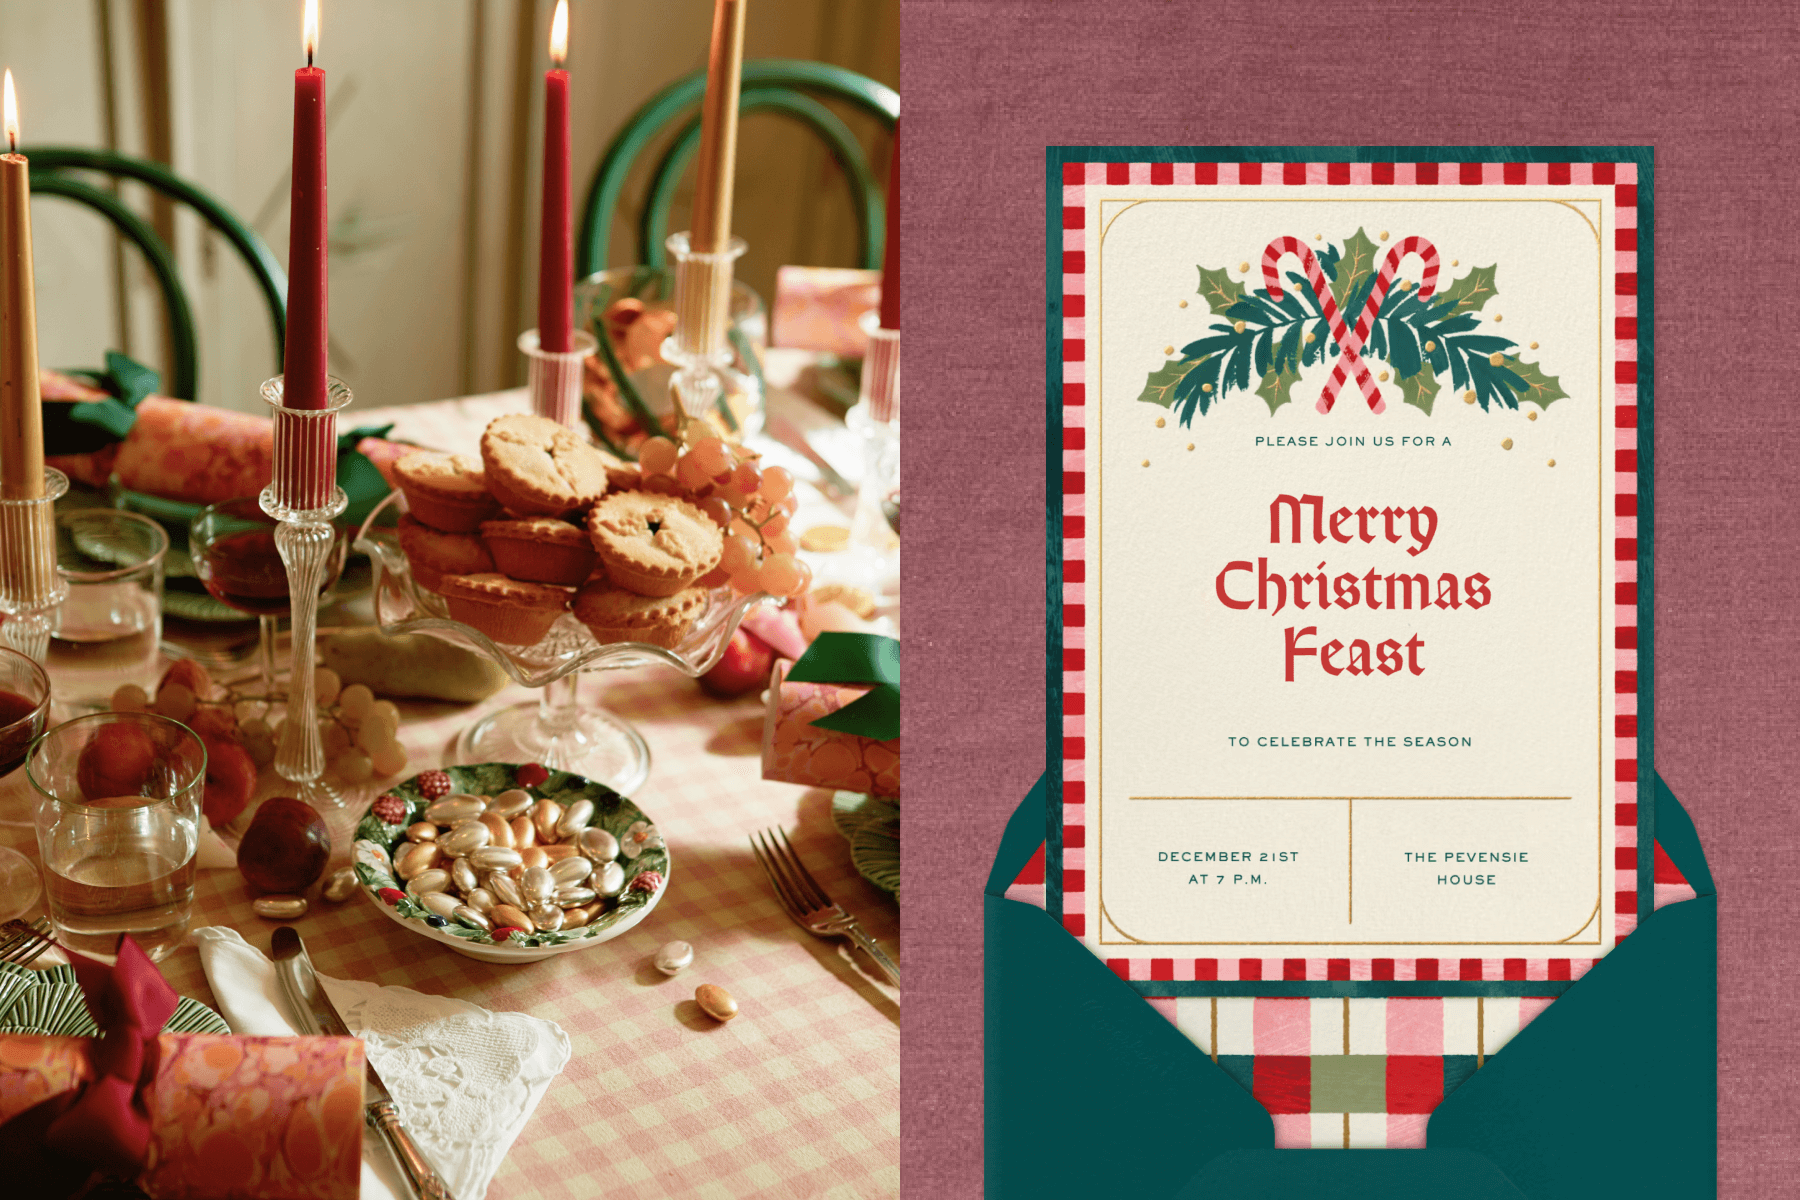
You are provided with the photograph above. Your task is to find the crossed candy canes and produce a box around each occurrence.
[1261,236,1441,414]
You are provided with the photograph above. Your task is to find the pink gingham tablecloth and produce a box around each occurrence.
[1,389,899,1199]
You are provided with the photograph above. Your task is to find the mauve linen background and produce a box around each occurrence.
[900,0,1800,1194]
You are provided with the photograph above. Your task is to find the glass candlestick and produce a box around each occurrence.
[521,327,599,429]
[662,231,748,438]
[260,376,352,809]
[845,322,899,596]
[0,467,70,665]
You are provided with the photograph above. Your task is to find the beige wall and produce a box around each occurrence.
[5,0,896,414]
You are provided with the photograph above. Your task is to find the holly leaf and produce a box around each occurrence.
[1439,264,1499,315]
[1399,364,1440,416]
[1506,356,1568,409]
[1328,229,1379,315]
[1195,265,1244,315]
[1138,357,1201,409]
[1256,363,1302,416]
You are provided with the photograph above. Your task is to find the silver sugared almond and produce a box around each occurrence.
[254,895,307,920]
[655,941,694,975]
[322,868,358,903]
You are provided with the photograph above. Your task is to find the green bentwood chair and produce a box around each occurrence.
[577,59,898,278]
[22,146,287,401]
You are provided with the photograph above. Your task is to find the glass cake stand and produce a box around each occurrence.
[355,490,773,794]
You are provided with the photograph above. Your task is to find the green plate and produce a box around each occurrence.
[0,960,229,1036]
[832,791,899,894]
[117,486,205,525]
[354,763,671,957]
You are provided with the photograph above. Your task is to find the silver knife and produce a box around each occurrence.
[272,926,456,1200]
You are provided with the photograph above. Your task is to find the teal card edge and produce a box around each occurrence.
[1043,145,1658,994]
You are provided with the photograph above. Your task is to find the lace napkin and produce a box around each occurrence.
[192,926,570,1200]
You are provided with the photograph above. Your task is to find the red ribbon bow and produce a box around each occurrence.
[0,934,177,1198]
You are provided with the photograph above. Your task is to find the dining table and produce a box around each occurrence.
[0,377,900,1199]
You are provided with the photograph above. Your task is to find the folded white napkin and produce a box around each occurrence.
[192,926,570,1200]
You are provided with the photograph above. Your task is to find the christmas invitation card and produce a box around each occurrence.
[985,148,1713,1188]
[1064,160,1634,976]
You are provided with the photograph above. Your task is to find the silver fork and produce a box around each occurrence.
[0,918,56,966]
[751,828,899,987]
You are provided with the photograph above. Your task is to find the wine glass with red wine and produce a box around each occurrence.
[189,497,348,700]
[0,647,51,915]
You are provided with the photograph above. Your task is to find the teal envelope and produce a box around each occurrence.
[984,771,1716,1198]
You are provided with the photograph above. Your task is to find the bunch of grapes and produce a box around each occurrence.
[110,662,410,784]
[634,434,812,599]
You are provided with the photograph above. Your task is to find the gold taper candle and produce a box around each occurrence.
[690,0,747,253]
[0,69,41,505]
[0,67,55,615]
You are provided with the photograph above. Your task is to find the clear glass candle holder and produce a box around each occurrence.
[831,319,899,599]
[574,248,767,448]
[0,467,71,664]
[26,711,206,961]
[260,376,353,809]
[521,327,600,429]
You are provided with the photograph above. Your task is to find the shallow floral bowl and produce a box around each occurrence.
[353,762,670,964]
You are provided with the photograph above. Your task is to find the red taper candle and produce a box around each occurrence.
[284,2,328,410]
[878,123,899,331]
[537,0,573,353]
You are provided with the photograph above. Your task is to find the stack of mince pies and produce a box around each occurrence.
[393,414,724,649]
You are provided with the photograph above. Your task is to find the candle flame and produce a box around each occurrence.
[3,71,17,153]
[549,0,568,67]
[303,0,318,65]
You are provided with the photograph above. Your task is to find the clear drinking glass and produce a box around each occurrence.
[26,712,205,961]
[0,647,51,911]
[50,508,168,692]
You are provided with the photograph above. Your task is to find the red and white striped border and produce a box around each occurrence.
[1055,159,1642,977]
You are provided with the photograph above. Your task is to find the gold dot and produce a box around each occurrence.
[1187,443,1195,451]
[1399,279,1412,289]
[1164,345,1174,355]
[1377,370,1389,382]
[1424,340,1436,352]
[1142,459,1150,467]
[1529,340,1538,349]
[1314,233,1322,240]
[1547,458,1556,467]
[1202,383,1213,393]
[1233,320,1246,333]
[1155,417,1166,428]
[1527,411,1537,422]
[1488,351,1505,366]
[1464,391,1477,405]
[1494,314,1504,323]
[1451,258,1459,266]
[1501,438,1513,450]
[1379,230,1389,241]
[1179,300,1189,308]
[1238,261,1249,272]
[1304,332,1316,344]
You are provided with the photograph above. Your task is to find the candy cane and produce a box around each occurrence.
[1344,236,1441,374]
[1261,235,1440,415]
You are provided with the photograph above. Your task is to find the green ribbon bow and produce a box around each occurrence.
[336,423,398,526]
[785,632,899,742]
[49,351,162,450]
[47,352,398,525]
